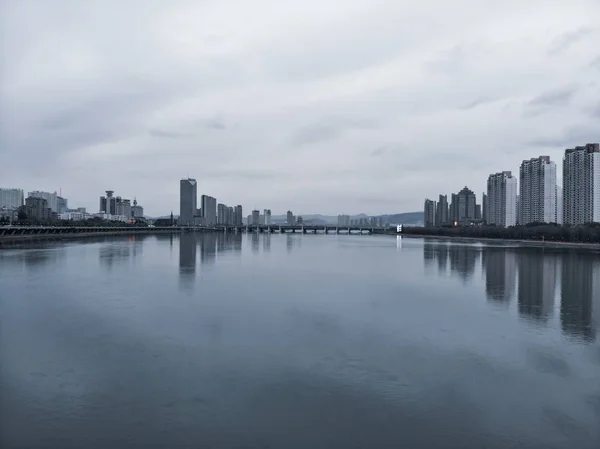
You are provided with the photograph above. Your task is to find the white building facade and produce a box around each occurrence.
[563,144,600,225]
[0,188,24,210]
[519,156,557,225]
[487,171,517,227]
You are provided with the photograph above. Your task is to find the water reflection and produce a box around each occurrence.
[561,252,599,342]
[448,245,480,283]
[99,236,144,270]
[251,232,260,254]
[263,233,271,253]
[427,241,600,342]
[482,249,517,303]
[179,232,243,290]
[179,233,197,290]
[517,252,557,322]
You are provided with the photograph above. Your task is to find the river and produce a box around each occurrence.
[1,233,599,448]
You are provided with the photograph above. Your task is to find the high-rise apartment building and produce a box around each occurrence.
[264,209,271,225]
[234,205,243,225]
[179,179,197,226]
[337,214,350,226]
[116,197,131,218]
[563,143,600,225]
[252,210,260,225]
[519,156,557,225]
[29,190,58,212]
[227,206,234,225]
[0,188,24,210]
[482,193,488,224]
[556,186,563,225]
[436,195,448,226]
[217,203,228,225]
[449,187,477,225]
[487,171,517,227]
[286,210,294,225]
[200,195,217,225]
[424,199,436,228]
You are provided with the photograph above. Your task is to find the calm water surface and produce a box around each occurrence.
[1,233,599,448]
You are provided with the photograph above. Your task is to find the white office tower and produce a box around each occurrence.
[487,171,517,227]
[519,156,557,224]
[0,188,24,209]
[563,144,600,225]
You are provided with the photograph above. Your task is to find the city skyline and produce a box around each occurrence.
[1,1,598,216]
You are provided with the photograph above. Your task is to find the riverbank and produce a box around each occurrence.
[0,228,182,245]
[395,231,600,251]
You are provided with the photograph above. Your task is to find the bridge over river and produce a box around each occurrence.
[0,224,392,242]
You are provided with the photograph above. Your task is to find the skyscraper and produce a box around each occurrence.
[436,195,448,226]
[0,188,24,210]
[556,186,563,225]
[217,203,227,225]
[286,210,294,225]
[450,187,477,225]
[519,156,557,225]
[99,190,117,215]
[424,199,436,228]
[487,171,517,227]
[234,205,243,225]
[252,210,260,225]
[200,195,217,225]
[482,193,488,224]
[563,143,600,225]
[264,209,271,225]
[179,178,197,226]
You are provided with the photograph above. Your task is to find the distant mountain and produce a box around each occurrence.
[383,212,422,224]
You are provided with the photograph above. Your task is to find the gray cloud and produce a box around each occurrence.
[528,125,600,148]
[1,0,599,215]
[548,27,594,55]
[148,129,191,139]
[528,86,578,107]
[292,117,377,147]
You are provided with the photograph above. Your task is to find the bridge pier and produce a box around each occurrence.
[302,227,306,234]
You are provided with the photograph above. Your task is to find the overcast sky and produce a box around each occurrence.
[1,0,599,216]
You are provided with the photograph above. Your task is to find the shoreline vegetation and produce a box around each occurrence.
[393,223,600,250]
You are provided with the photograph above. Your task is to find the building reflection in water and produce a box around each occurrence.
[251,232,260,254]
[448,245,480,283]
[179,233,197,290]
[99,236,144,270]
[287,234,294,253]
[179,232,243,289]
[423,242,436,268]
[560,252,599,342]
[423,242,451,275]
[262,233,271,253]
[482,248,517,303]
[517,251,557,322]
